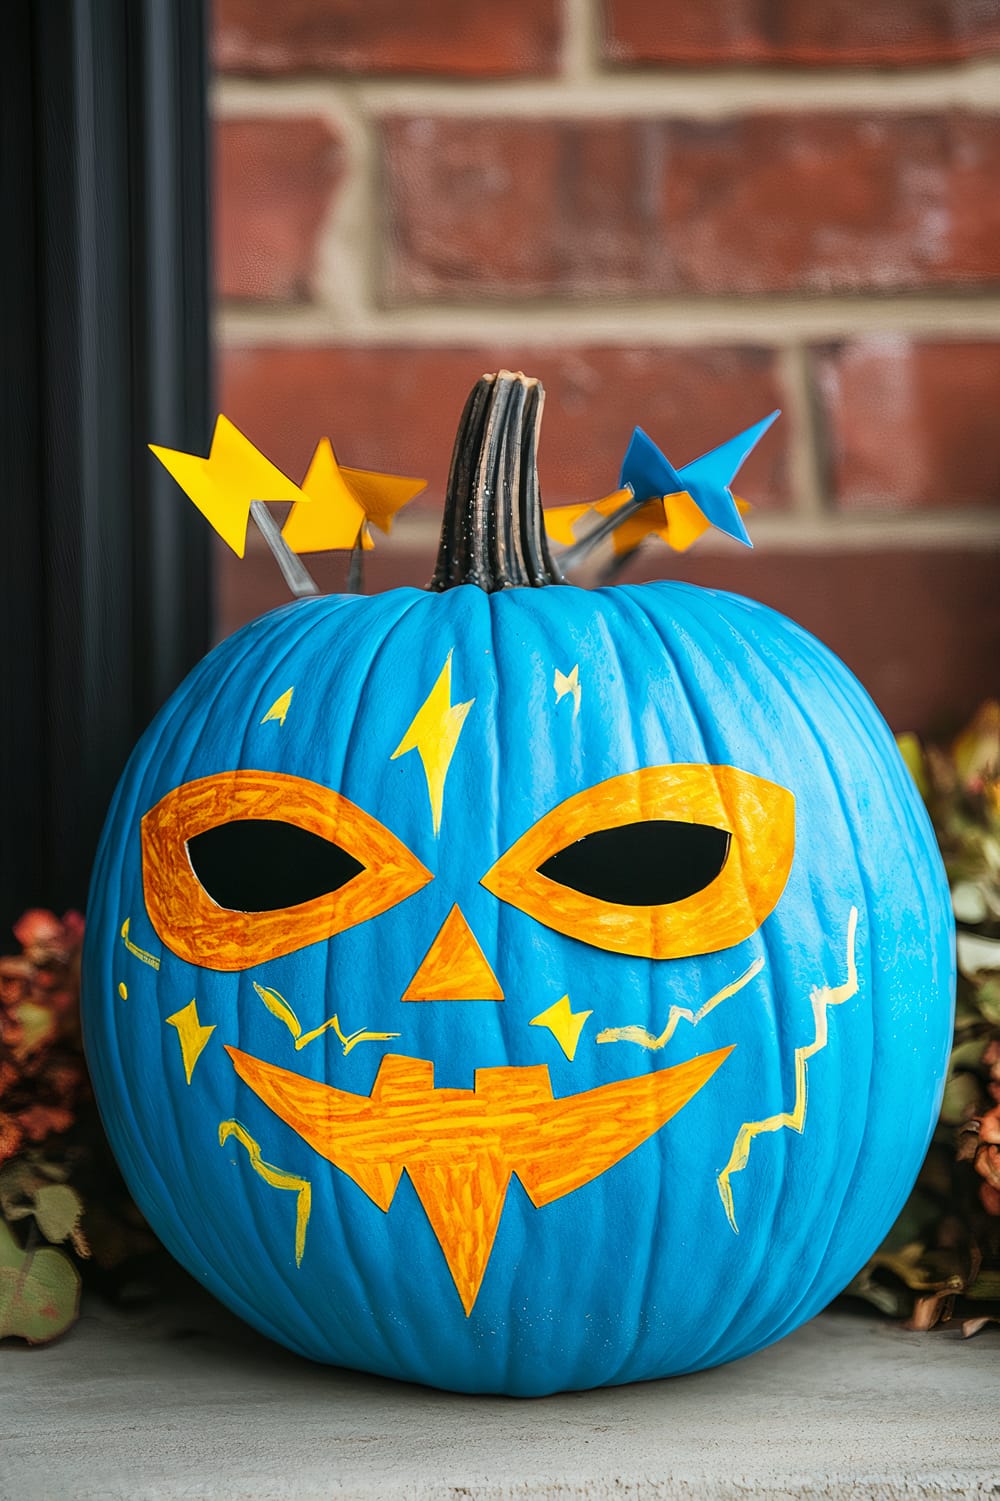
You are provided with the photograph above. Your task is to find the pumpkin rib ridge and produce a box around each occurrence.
[742,624,948,1353]
[594,584,689,1387]
[685,589,870,1369]
[629,583,792,1373]
[699,603,896,1365]
[89,617,313,1348]
[341,588,448,1380]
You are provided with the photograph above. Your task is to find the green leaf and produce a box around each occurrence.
[957,932,1000,978]
[0,1220,80,1344]
[974,977,1000,1026]
[940,1070,984,1125]
[0,1161,41,1219]
[896,733,930,800]
[31,1183,85,1247]
[949,1038,990,1072]
[952,880,989,925]
[11,1000,58,1057]
[966,1269,1000,1301]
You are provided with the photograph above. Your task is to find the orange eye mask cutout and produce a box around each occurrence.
[142,763,793,972]
[142,770,432,971]
[481,764,794,959]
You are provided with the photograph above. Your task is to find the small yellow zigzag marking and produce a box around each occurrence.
[554,664,581,720]
[717,907,859,1233]
[166,999,216,1085]
[219,1120,312,1267]
[121,918,160,970]
[260,687,294,726]
[391,651,474,836]
[596,955,765,1052]
[252,981,400,1055]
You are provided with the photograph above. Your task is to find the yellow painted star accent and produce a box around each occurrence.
[529,994,593,1062]
[260,687,294,727]
[166,999,216,1085]
[717,908,859,1233]
[282,439,426,555]
[149,415,304,557]
[391,651,474,837]
[554,664,581,720]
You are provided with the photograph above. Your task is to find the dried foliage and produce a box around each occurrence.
[0,911,154,1344]
[846,702,1000,1335]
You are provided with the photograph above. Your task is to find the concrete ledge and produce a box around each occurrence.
[2,1284,998,1500]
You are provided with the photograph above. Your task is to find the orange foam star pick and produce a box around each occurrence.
[283,441,426,555]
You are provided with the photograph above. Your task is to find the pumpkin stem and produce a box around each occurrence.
[430,371,565,592]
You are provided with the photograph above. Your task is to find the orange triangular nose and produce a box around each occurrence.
[402,905,504,1002]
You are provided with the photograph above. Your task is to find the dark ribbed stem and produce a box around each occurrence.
[430,371,565,592]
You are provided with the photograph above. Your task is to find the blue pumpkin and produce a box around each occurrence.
[83,372,954,1395]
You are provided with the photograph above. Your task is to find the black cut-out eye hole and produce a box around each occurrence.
[187,820,365,913]
[537,821,732,907]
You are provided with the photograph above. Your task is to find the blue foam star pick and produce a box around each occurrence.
[619,410,780,548]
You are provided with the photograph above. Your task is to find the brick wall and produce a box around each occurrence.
[213,0,1000,734]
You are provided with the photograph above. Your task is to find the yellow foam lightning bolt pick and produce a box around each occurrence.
[150,416,306,557]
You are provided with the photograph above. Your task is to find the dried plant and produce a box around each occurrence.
[846,703,1000,1334]
[0,911,153,1343]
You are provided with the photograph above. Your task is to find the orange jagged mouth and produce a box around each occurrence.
[225,1045,733,1315]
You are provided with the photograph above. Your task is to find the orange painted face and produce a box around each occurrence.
[141,755,794,1314]
[144,762,793,971]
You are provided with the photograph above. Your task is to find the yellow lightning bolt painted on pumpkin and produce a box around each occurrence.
[554,665,581,720]
[260,687,294,726]
[219,1120,312,1267]
[391,651,474,836]
[252,981,400,1055]
[121,918,160,970]
[530,995,593,1062]
[596,955,765,1052]
[717,907,859,1233]
[166,999,216,1085]
[150,415,305,557]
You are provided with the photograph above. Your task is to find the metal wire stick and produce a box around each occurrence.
[249,501,320,597]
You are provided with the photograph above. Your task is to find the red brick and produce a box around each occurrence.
[216,118,343,301]
[218,344,788,508]
[218,540,1000,738]
[624,546,1000,737]
[382,114,1000,299]
[603,0,1000,67]
[214,0,560,77]
[814,339,1000,509]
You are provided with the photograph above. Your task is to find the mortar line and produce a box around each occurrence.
[560,0,601,82]
[218,298,1000,347]
[214,60,1000,119]
[316,85,380,329]
[779,345,827,517]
